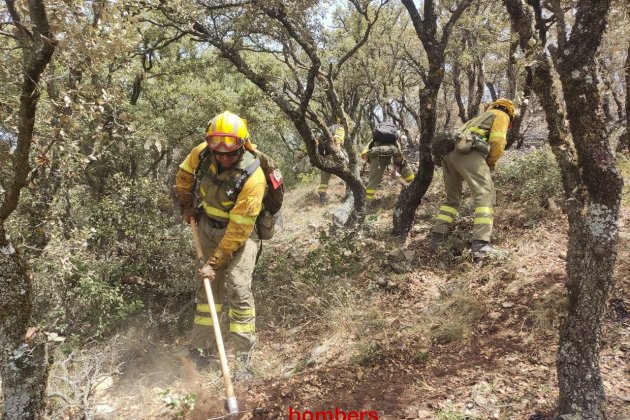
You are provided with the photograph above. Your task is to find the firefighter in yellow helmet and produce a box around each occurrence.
[176,111,265,379]
[430,98,516,256]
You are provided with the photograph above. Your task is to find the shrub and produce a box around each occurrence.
[495,147,562,204]
[31,173,196,340]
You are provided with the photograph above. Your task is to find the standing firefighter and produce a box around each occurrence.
[430,98,516,256]
[176,111,265,379]
[317,124,346,204]
[361,122,415,203]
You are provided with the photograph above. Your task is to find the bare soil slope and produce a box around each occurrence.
[97,154,630,420]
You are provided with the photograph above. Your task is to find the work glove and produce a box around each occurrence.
[181,207,196,224]
[198,263,216,284]
[207,248,231,270]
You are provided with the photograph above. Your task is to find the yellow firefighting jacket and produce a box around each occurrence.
[332,125,345,149]
[176,142,266,269]
[457,109,510,168]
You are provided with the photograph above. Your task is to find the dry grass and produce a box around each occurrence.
[428,291,487,345]
[530,284,568,333]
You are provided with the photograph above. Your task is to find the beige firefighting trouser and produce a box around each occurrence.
[190,215,260,353]
[365,154,414,201]
[318,170,335,194]
[431,149,495,242]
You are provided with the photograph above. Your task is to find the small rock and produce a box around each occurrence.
[45,332,66,343]
[501,301,515,308]
[93,376,113,393]
[404,406,419,418]
[388,249,406,262]
[474,395,488,406]
[287,326,301,335]
[95,404,114,414]
[94,404,115,420]
[376,278,388,287]
[391,262,410,274]
[403,250,416,262]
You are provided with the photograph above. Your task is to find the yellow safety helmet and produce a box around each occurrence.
[489,98,516,121]
[206,111,249,153]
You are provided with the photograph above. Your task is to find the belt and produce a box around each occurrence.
[203,214,228,229]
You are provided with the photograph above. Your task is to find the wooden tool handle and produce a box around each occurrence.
[190,219,239,414]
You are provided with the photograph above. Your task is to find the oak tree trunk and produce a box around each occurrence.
[504,1,623,418]
[0,228,50,420]
[395,0,472,236]
[392,72,439,236]
[553,3,622,418]
[1,1,56,417]
[617,43,630,153]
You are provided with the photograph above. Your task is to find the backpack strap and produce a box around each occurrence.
[225,158,261,200]
[193,147,213,210]
[194,146,213,180]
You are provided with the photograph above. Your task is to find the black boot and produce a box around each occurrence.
[234,351,254,382]
[188,348,218,371]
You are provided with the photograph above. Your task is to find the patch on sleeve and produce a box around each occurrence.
[269,169,283,189]
[245,195,262,216]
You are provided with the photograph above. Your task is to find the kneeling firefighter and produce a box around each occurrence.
[361,122,415,203]
[430,98,516,256]
[176,111,265,379]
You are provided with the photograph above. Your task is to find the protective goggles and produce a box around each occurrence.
[206,133,245,153]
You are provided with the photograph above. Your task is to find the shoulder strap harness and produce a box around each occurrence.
[193,148,261,208]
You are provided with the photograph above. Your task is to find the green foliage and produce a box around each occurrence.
[495,147,563,204]
[159,388,196,419]
[435,407,482,420]
[303,228,363,279]
[296,168,319,185]
[30,173,195,339]
[84,174,195,293]
[32,241,144,339]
